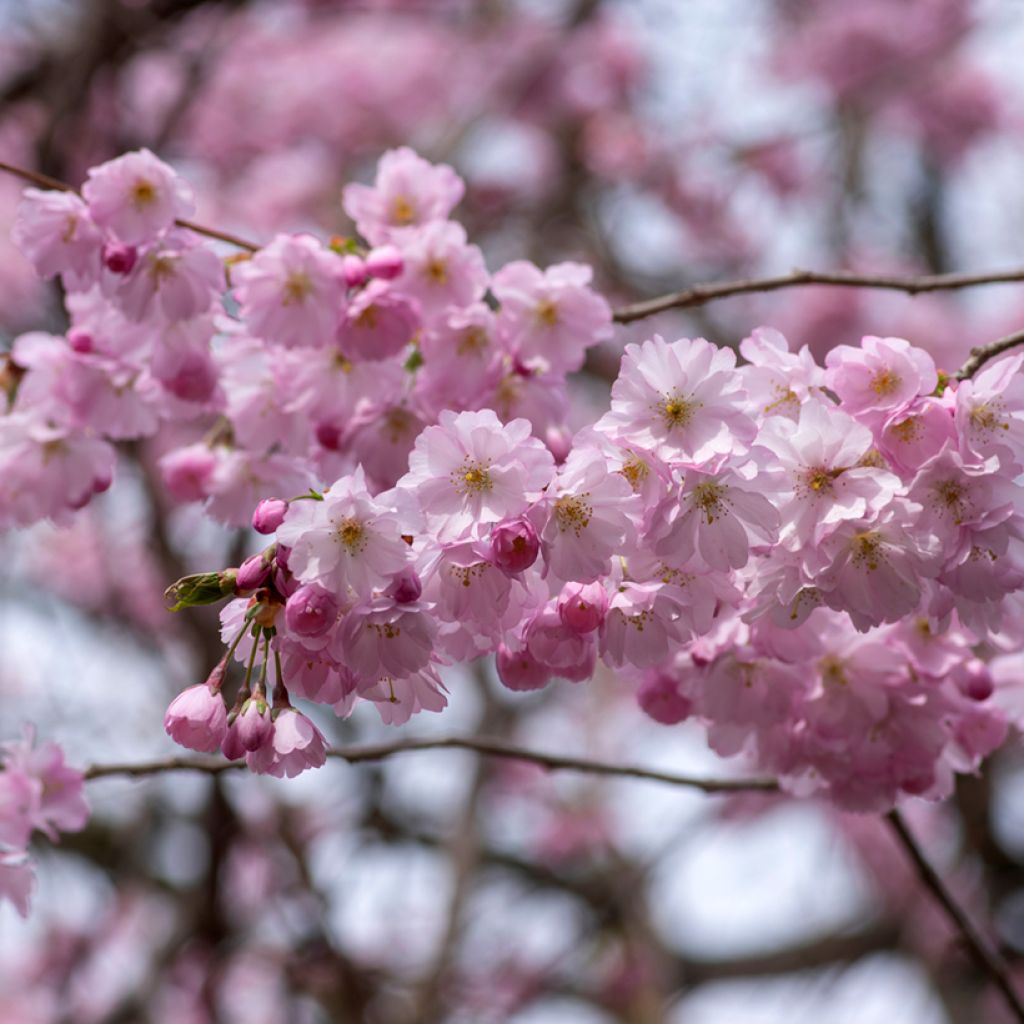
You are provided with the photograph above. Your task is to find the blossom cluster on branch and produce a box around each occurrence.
[7,146,1024,828]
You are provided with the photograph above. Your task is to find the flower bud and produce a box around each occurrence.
[236,553,271,592]
[285,583,339,638]
[341,253,368,287]
[315,421,342,451]
[67,328,94,353]
[557,581,608,634]
[252,498,288,534]
[164,684,228,753]
[496,643,551,692]
[385,566,422,604]
[102,241,138,275]
[236,698,273,752]
[490,516,540,574]
[365,244,403,280]
[957,659,995,702]
[637,672,692,725]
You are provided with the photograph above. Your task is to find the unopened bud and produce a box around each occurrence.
[252,498,288,534]
[102,241,138,275]
[490,516,540,574]
[365,245,404,280]
[236,553,272,592]
[386,566,422,604]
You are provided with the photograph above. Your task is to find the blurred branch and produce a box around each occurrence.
[955,328,1024,380]
[83,734,779,793]
[886,809,1024,1024]
[612,267,1024,324]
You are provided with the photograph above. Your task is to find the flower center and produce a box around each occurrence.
[391,195,416,225]
[820,654,847,687]
[802,465,840,496]
[554,493,593,536]
[934,479,969,524]
[889,416,921,443]
[969,401,1009,435]
[619,453,650,493]
[282,271,313,305]
[131,178,158,209]
[451,459,493,496]
[456,326,489,356]
[337,517,367,553]
[850,530,882,571]
[355,304,379,329]
[870,368,901,396]
[425,258,448,285]
[659,391,697,430]
[535,299,559,327]
[691,480,726,524]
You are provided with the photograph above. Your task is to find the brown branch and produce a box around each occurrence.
[886,809,1024,1024]
[83,734,779,793]
[0,158,260,252]
[612,268,1024,324]
[955,328,1024,380]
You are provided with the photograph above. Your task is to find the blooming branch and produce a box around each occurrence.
[83,734,780,793]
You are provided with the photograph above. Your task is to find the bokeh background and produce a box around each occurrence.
[3,1,1024,1021]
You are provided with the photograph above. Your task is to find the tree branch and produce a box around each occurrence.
[955,328,1024,380]
[83,734,779,793]
[0,158,260,252]
[886,809,1024,1024]
[612,268,1024,323]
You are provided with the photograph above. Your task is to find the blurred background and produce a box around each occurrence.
[3,0,1024,1021]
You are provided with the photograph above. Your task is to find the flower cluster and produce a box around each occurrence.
[0,728,88,916]
[7,147,610,528]
[9,148,1024,811]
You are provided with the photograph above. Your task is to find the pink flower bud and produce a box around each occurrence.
[341,253,368,287]
[496,643,551,692]
[236,553,271,592]
[490,516,540,574]
[252,498,288,534]
[236,698,274,752]
[102,241,138,275]
[385,566,422,603]
[285,583,339,638]
[637,673,692,725]
[315,421,343,450]
[365,244,403,280]
[957,659,995,702]
[545,425,572,464]
[164,684,228,753]
[221,721,247,761]
[557,581,608,634]
[67,328,94,353]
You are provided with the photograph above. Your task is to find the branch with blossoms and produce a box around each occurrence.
[3,156,1024,376]
[6,142,1024,1021]
[82,733,779,791]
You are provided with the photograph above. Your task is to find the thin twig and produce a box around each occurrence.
[0,158,260,252]
[955,328,1024,380]
[612,268,1024,324]
[83,734,779,793]
[886,809,1024,1024]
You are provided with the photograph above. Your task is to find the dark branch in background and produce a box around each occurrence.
[612,267,1024,324]
[887,809,1024,1024]
[83,734,780,793]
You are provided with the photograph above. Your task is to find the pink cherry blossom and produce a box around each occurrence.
[82,148,195,245]
[492,260,612,374]
[275,467,410,598]
[342,146,465,244]
[600,335,756,463]
[337,279,420,362]
[233,234,346,348]
[400,409,554,541]
[245,709,328,779]
[164,684,229,754]
[11,189,102,284]
[558,581,608,634]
